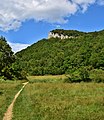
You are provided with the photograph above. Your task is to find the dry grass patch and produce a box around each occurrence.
[28,75,67,83]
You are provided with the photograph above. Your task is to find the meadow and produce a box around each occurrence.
[0,80,24,120]
[12,76,104,120]
[27,75,67,83]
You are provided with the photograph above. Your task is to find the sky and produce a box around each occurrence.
[0,0,104,53]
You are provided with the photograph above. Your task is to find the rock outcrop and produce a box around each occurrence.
[48,31,74,39]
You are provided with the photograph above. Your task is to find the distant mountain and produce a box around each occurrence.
[15,29,104,76]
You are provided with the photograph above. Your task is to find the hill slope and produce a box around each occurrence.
[15,29,104,77]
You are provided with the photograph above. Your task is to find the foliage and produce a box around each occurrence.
[0,36,27,80]
[0,36,15,79]
[65,67,91,83]
[15,29,104,82]
[90,69,104,83]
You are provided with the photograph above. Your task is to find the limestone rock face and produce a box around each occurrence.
[48,32,74,39]
[48,32,60,39]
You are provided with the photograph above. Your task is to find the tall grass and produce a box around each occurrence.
[13,82,104,120]
[0,80,23,120]
[28,75,67,83]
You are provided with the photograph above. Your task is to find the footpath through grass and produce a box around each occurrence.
[0,80,24,120]
[13,77,104,120]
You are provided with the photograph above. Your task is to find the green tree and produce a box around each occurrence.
[0,36,15,79]
[0,36,26,80]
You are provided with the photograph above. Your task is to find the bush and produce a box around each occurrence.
[90,69,104,83]
[79,67,91,82]
[65,67,91,83]
[65,73,82,83]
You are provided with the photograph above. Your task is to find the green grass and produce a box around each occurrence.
[28,75,67,83]
[0,80,24,120]
[13,82,104,120]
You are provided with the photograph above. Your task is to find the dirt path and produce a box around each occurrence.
[3,82,28,120]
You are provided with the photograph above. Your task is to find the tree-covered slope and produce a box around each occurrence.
[15,29,104,77]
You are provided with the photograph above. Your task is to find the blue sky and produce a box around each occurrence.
[0,0,104,52]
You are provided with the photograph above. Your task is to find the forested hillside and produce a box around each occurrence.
[15,29,104,82]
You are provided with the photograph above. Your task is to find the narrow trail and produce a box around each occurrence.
[3,82,28,120]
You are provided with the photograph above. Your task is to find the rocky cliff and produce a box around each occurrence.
[48,32,74,39]
[48,29,84,39]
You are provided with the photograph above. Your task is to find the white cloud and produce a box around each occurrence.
[8,42,30,53]
[0,0,103,31]
[72,0,96,12]
[98,0,104,5]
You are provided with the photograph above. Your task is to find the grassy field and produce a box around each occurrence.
[27,75,67,83]
[12,76,104,120]
[0,80,24,120]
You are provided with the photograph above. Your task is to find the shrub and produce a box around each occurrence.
[79,67,91,82]
[65,67,91,83]
[90,69,104,83]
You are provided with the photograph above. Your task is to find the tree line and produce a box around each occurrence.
[1,29,104,82]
